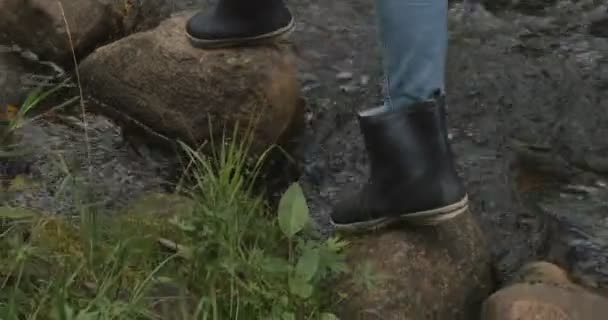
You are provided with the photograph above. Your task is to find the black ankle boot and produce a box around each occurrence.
[186,0,294,48]
[330,98,469,232]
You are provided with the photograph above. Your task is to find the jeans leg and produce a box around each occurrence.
[376,0,448,109]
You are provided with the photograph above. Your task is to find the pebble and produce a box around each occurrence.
[336,71,354,81]
[360,75,370,86]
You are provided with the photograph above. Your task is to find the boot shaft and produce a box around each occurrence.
[213,0,287,19]
[358,100,452,183]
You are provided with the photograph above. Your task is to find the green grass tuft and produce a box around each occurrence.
[0,120,350,320]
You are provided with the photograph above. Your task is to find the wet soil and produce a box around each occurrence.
[2,0,608,293]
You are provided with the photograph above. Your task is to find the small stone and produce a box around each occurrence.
[305,111,314,123]
[336,71,354,81]
[360,75,370,86]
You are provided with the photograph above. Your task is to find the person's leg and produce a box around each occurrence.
[330,0,468,232]
[185,0,294,49]
[377,0,447,109]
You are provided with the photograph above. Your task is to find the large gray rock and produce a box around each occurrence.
[588,5,608,38]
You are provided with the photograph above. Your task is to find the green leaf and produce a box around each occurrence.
[320,313,340,320]
[326,236,349,252]
[278,182,310,238]
[288,276,313,299]
[295,248,320,281]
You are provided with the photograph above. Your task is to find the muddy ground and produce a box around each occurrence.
[2,0,608,293]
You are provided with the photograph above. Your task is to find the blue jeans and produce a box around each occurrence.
[376,0,448,109]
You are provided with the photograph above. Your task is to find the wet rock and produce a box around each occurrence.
[481,0,558,15]
[538,185,608,293]
[336,211,494,320]
[513,0,559,15]
[481,262,608,320]
[588,6,608,38]
[479,0,513,13]
[0,0,122,67]
[79,12,304,156]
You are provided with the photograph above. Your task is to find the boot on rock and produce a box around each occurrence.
[186,0,295,48]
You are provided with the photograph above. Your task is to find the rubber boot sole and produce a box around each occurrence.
[186,18,296,49]
[330,194,469,233]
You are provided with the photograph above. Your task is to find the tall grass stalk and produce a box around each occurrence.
[57,0,91,173]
